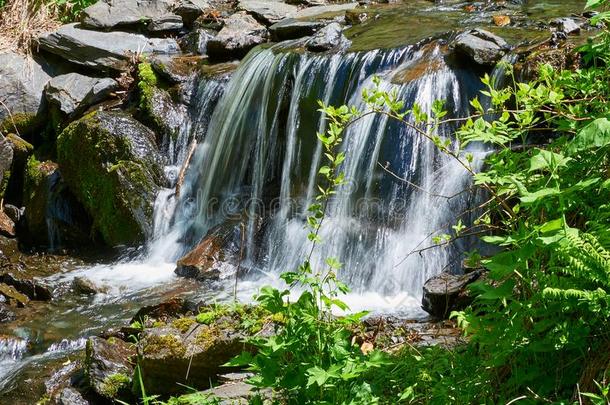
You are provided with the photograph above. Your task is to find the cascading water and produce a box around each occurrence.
[147,39,487,313]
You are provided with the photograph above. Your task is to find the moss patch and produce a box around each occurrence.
[99,372,131,399]
[143,333,187,358]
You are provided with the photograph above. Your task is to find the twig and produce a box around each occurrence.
[175,140,197,197]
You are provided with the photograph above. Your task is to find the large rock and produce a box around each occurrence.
[80,0,180,31]
[139,307,271,396]
[57,387,90,405]
[422,270,484,319]
[22,157,92,249]
[85,337,135,400]
[45,73,118,117]
[0,52,52,134]
[269,18,325,41]
[450,28,509,66]
[38,24,180,72]
[0,283,29,307]
[207,12,268,59]
[175,222,241,281]
[174,0,213,25]
[305,22,349,52]
[238,0,298,25]
[57,111,164,246]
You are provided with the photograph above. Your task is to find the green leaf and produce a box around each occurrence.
[567,118,610,154]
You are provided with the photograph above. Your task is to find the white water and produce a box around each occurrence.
[55,41,491,315]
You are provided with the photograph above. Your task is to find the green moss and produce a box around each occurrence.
[138,62,159,116]
[99,372,131,398]
[56,111,157,246]
[143,334,186,358]
[172,317,196,333]
[166,392,221,405]
[194,325,220,350]
[0,112,37,135]
[0,169,10,199]
[5,133,33,154]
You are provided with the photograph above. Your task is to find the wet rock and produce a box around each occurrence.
[175,223,241,281]
[45,73,118,117]
[143,85,188,145]
[0,211,15,238]
[0,283,29,307]
[2,133,33,206]
[80,0,178,31]
[150,55,199,83]
[451,28,509,66]
[38,24,180,73]
[0,303,16,323]
[72,277,105,295]
[305,22,350,52]
[0,273,53,301]
[238,0,298,25]
[345,9,369,25]
[57,111,164,246]
[0,52,52,135]
[22,158,92,249]
[57,387,90,405]
[515,40,580,82]
[422,270,483,319]
[269,18,325,41]
[179,29,217,54]
[3,204,24,224]
[207,12,269,59]
[551,17,584,35]
[131,297,196,325]
[85,337,135,400]
[139,311,266,396]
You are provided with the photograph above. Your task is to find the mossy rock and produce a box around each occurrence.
[85,336,136,400]
[137,62,187,150]
[21,156,92,249]
[22,157,57,245]
[57,111,164,246]
[138,304,274,396]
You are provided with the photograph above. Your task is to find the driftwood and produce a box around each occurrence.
[175,140,197,198]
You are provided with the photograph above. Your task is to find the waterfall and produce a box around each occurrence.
[149,40,486,312]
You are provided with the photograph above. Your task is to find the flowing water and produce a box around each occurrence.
[0,0,587,397]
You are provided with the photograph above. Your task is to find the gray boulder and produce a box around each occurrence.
[45,73,118,117]
[207,12,268,59]
[38,24,180,72]
[305,22,349,52]
[148,14,185,32]
[551,17,584,35]
[451,28,509,66]
[57,111,164,246]
[422,270,484,319]
[85,337,135,400]
[269,18,325,40]
[238,0,298,25]
[0,52,52,134]
[80,0,178,30]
